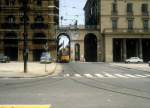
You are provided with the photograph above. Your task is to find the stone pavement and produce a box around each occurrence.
[110,63,150,72]
[0,62,56,78]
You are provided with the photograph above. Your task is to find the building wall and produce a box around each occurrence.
[0,0,59,61]
[84,0,150,62]
[101,0,150,32]
[56,26,100,62]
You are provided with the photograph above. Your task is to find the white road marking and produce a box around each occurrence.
[144,74,150,77]
[94,74,105,78]
[84,74,93,78]
[61,73,150,79]
[74,74,82,77]
[104,73,116,78]
[114,74,129,78]
[125,74,137,78]
[64,74,70,77]
[135,74,147,78]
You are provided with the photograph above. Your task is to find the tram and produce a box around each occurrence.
[60,48,70,63]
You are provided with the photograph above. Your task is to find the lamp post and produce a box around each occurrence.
[22,0,28,73]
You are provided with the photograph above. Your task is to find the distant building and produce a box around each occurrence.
[0,0,59,61]
[84,0,150,62]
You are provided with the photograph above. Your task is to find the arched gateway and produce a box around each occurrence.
[84,33,97,62]
[57,33,70,62]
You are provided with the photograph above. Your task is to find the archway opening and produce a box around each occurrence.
[4,32,18,61]
[32,32,47,61]
[113,39,122,62]
[84,33,97,62]
[126,39,138,58]
[57,33,70,62]
[142,39,150,62]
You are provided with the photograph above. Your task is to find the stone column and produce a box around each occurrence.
[139,39,143,58]
[136,40,139,57]
[18,33,23,61]
[121,39,123,61]
[97,36,101,62]
[105,37,113,62]
[123,39,127,61]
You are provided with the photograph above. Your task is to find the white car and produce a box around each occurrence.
[125,57,143,63]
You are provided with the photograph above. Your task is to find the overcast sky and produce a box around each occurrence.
[59,0,87,25]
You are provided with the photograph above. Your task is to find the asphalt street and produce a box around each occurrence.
[0,62,150,108]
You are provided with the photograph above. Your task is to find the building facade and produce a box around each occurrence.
[0,0,59,61]
[84,0,150,62]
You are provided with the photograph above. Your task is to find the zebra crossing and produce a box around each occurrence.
[62,73,150,79]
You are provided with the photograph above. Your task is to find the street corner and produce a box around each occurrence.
[0,62,58,79]
[109,62,150,72]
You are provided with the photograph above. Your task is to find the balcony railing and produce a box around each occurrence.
[142,12,149,16]
[31,23,48,29]
[57,25,100,30]
[1,23,20,29]
[111,11,118,16]
[103,28,150,33]
[126,12,134,19]
[142,12,149,19]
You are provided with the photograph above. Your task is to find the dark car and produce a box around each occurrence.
[0,54,10,63]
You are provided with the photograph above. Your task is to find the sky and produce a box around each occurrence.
[59,0,87,26]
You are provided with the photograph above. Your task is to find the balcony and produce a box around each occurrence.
[111,11,118,18]
[31,23,48,29]
[1,23,20,29]
[142,12,149,19]
[103,28,150,34]
[126,12,134,19]
[0,5,20,10]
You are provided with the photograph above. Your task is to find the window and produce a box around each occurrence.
[143,20,149,31]
[5,0,16,6]
[112,3,117,14]
[35,0,42,6]
[142,4,148,15]
[20,15,29,23]
[127,3,133,14]
[6,15,15,23]
[112,19,117,31]
[128,20,133,30]
[35,15,44,22]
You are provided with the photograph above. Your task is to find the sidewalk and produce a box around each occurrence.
[0,62,56,78]
[110,63,150,72]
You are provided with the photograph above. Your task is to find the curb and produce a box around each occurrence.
[110,63,150,73]
[0,63,57,79]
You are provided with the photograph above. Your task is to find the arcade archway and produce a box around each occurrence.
[4,32,18,61]
[84,33,97,62]
[57,33,70,62]
[32,32,47,61]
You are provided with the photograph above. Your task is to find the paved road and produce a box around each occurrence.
[0,62,150,108]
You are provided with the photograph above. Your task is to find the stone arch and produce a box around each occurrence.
[84,33,97,62]
[4,31,18,61]
[57,33,71,62]
[32,32,47,61]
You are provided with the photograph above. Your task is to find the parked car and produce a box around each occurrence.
[0,53,10,63]
[125,57,143,63]
[148,61,150,66]
[40,52,51,63]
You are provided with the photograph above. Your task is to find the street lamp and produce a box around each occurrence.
[22,0,28,73]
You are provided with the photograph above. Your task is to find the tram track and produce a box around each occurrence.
[61,63,150,100]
